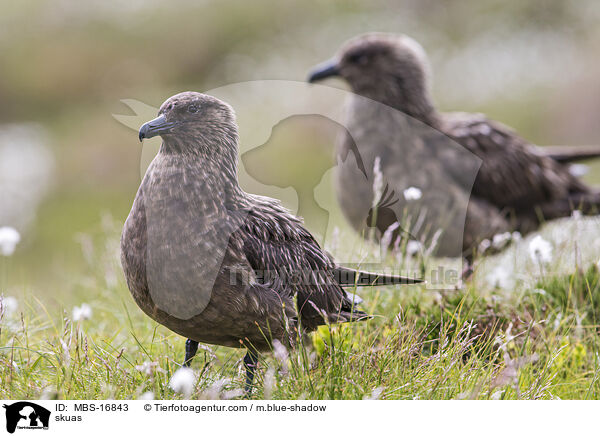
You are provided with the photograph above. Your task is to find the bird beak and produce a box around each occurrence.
[138,114,176,142]
[307,60,340,83]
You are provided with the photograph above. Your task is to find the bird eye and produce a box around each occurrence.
[349,53,368,65]
[188,105,198,113]
[166,104,174,111]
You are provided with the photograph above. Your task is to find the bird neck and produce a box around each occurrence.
[160,135,244,199]
[353,82,440,127]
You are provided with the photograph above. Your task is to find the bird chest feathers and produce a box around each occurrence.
[137,155,242,321]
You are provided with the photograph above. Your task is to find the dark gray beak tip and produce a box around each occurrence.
[307,61,340,83]
[138,113,169,142]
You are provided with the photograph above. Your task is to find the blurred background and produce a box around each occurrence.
[2,0,600,300]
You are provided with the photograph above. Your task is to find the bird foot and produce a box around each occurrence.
[243,351,259,397]
[183,339,199,367]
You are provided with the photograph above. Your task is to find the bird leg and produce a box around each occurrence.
[243,350,259,396]
[183,339,198,367]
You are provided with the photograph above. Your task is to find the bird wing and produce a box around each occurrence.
[234,196,367,330]
[442,112,587,210]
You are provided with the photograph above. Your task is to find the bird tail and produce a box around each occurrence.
[334,266,424,287]
[544,145,600,163]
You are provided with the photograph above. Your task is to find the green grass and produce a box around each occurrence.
[2,217,600,400]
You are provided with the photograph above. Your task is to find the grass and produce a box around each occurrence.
[1,216,600,400]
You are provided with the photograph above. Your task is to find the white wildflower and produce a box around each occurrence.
[553,313,563,332]
[272,340,288,366]
[403,186,422,201]
[490,390,504,400]
[0,227,20,256]
[406,240,422,256]
[492,232,512,250]
[221,388,244,400]
[0,296,18,317]
[571,210,582,219]
[135,360,162,376]
[569,163,588,178]
[486,265,512,289]
[263,367,276,400]
[201,378,230,400]
[364,386,384,400]
[478,238,491,254]
[169,367,197,398]
[372,157,383,208]
[272,339,289,375]
[138,391,154,400]
[532,288,547,296]
[528,235,553,264]
[511,231,522,242]
[72,303,92,321]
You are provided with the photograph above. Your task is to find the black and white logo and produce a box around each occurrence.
[3,402,50,433]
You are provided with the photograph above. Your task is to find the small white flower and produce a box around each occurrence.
[272,340,288,365]
[528,235,553,264]
[511,231,522,242]
[492,232,512,250]
[263,367,276,400]
[553,312,563,331]
[201,378,230,400]
[403,186,422,201]
[135,360,162,376]
[569,163,588,178]
[272,339,289,375]
[0,227,20,256]
[169,367,197,398]
[0,296,18,317]
[364,386,384,400]
[72,303,92,321]
[532,288,547,296]
[490,390,504,400]
[486,265,512,289]
[221,388,244,400]
[571,210,582,219]
[138,391,154,400]
[406,240,422,256]
[478,239,491,254]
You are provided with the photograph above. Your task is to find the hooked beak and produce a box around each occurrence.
[307,59,340,83]
[138,114,177,142]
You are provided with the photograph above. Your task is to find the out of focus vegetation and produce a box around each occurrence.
[4,0,600,293]
[1,0,600,399]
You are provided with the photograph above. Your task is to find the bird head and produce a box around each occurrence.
[138,92,238,154]
[308,33,434,118]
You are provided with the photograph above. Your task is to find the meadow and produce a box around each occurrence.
[2,0,600,401]
[2,214,599,400]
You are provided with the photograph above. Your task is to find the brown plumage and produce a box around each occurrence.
[120,91,422,393]
[308,33,600,258]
